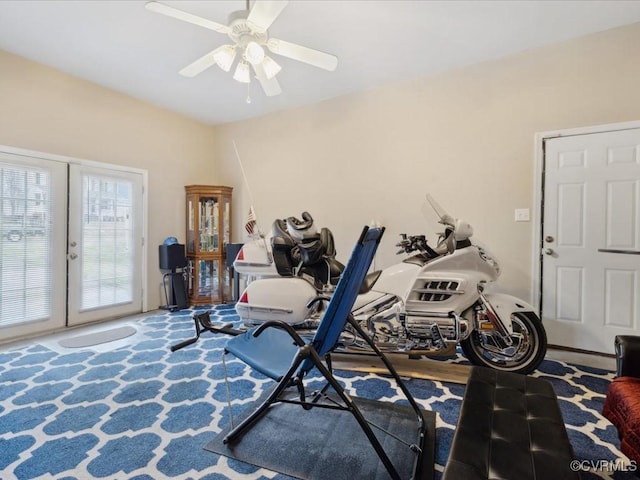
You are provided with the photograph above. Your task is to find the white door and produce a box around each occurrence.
[542,128,640,353]
[67,164,143,326]
[0,151,67,339]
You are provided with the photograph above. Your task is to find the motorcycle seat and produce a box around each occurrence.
[297,227,345,287]
[286,212,317,241]
[321,227,336,257]
[298,234,324,265]
[271,219,296,276]
[298,228,336,264]
[286,211,313,230]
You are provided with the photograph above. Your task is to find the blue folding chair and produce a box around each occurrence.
[222,226,428,480]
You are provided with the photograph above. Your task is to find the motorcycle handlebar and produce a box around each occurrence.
[397,233,448,258]
[396,234,427,254]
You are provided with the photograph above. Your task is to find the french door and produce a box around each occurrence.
[0,151,67,339]
[0,149,144,341]
[67,164,143,326]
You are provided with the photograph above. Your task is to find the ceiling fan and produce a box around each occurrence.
[145,0,338,98]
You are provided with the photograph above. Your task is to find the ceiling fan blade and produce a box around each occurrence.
[267,38,338,71]
[179,46,224,77]
[145,1,230,34]
[252,63,282,97]
[246,0,289,33]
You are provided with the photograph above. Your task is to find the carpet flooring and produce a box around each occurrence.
[0,305,635,479]
[206,392,436,480]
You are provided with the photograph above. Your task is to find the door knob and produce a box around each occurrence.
[545,236,554,243]
[69,253,78,260]
[544,248,554,255]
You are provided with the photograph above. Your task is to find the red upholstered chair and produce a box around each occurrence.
[603,335,640,465]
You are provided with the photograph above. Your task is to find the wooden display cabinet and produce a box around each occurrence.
[185,185,233,305]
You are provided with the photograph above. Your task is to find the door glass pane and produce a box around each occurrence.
[0,162,52,326]
[80,174,134,310]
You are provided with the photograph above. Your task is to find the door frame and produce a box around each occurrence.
[531,120,640,315]
[0,144,149,316]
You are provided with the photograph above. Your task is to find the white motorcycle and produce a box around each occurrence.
[233,196,547,374]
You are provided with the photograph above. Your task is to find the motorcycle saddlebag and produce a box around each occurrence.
[236,277,317,326]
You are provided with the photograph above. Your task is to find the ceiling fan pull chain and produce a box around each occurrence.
[246,81,252,104]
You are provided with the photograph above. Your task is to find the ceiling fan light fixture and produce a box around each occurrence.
[245,41,265,65]
[233,60,251,83]
[213,45,236,72]
[261,56,282,79]
[146,0,338,99]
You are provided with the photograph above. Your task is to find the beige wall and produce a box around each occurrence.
[1,21,639,320]
[0,49,218,310]
[213,22,640,303]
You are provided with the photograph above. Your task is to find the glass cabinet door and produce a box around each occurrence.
[199,195,219,253]
[223,196,230,247]
[184,185,232,305]
[187,258,221,303]
[187,195,195,255]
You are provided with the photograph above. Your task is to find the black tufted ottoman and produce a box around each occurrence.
[442,366,580,480]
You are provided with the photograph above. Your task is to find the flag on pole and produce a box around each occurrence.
[245,206,257,236]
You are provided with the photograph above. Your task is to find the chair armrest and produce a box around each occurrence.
[615,336,640,378]
[253,320,306,347]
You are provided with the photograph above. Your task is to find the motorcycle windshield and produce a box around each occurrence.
[425,193,449,222]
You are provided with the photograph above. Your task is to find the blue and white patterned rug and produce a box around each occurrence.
[0,305,635,479]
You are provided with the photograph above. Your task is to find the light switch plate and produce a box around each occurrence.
[515,208,530,222]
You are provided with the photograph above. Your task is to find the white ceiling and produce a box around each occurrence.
[1,1,640,126]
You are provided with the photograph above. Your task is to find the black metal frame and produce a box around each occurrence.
[170,311,243,352]
[222,313,428,480]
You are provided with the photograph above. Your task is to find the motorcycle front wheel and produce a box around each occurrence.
[460,311,547,375]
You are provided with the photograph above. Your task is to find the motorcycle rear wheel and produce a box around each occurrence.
[460,311,547,375]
